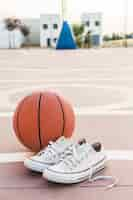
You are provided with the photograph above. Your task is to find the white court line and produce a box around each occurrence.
[1,110,133,118]
[0,67,133,72]
[1,150,133,163]
[5,83,130,96]
[105,150,133,160]
[0,112,13,117]
[0,152,33,163]
[0,78,133,82]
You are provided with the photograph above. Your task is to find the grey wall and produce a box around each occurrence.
[22,18,40,45]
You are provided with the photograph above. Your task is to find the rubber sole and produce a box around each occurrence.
[43,158,107,184]
[24,159,50,173]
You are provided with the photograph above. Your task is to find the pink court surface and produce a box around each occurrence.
[1,48,133,199]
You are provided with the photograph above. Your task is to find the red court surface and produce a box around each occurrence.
[1,114,133,153]
[0,161,133,199]
[1,48,133,199]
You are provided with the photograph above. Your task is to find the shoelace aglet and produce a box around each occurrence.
[105,177,119,190]
[88,176,118,190]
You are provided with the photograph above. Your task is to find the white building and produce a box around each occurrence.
[40,14,62,48]
[0,13,102,48]
[81,12,102,46]
[0,15,62,48]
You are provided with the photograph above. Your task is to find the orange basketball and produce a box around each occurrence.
[13,91,75,152]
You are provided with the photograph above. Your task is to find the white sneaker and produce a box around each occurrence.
[43,140,107,184]
[24,136,73,173]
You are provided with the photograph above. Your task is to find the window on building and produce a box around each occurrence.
[95,21,100,26]
[53,38,57,43]
[86,21,90,27]
[53,24,58,29]
[43,24,48,30]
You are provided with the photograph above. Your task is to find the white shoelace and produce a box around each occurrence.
[38,141,72,162]
[62,145,118,189]
[38,142,57,155]
[38,141,62,162]
[62,145,82,168]
[88,167,118,190]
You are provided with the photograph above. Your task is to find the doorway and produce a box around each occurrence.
[47,38,51,47]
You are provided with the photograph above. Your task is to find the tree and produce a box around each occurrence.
[4,17,30,37]
[103,34,111,41]
[83,31,91,48]
[72,24,84,48]
[73,24,84,37]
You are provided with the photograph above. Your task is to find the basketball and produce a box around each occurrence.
[13,91,75,152]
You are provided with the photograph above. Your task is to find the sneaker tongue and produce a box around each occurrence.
[56,136,66,143]
[78,138,87,145]
[78,139,102,152]
[76,141,89,155]
[76,141,101,155]
[92,142,102,152]
[77,138,93,152]
[55,136,71,150]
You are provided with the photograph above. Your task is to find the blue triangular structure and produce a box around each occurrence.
[56,21,77,49]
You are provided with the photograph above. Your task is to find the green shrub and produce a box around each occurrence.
[72,24,84,48]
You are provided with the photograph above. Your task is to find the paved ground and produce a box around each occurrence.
[1,48,133,199]
[1,48,133,151]
[1,48,133,114]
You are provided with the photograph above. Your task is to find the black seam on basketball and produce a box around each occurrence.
[16,104,22,145]
[38,93,42,149]
[55,95,65,136]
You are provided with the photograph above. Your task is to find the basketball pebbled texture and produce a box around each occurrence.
[13,91,75,152]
